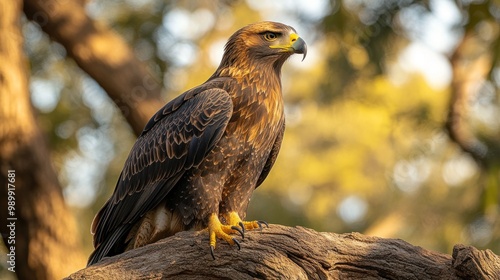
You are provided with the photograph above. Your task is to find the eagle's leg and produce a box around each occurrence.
[223,212,269,233]
[208,213,243,259]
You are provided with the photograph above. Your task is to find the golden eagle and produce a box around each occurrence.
[88,21,307,265]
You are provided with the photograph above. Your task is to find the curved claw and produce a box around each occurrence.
[231,225,245,239]
[257,220,269,230]
[210,245,216,260]
[210,237,241,260]
[239,221,245,233]
[232,238,241,250]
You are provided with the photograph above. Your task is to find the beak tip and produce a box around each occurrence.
[292,37,307,61]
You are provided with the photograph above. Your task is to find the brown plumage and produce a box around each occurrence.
[88,21,307,266]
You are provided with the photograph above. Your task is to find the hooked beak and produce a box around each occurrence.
[270,33,308,61]
[291,36,307,61]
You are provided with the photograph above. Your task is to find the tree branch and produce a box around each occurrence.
[446,31,492,164]
[23,0,165,135]
[65,225,500,279]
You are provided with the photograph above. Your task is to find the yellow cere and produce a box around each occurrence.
[289,33,299,43]
[269,33,299,49]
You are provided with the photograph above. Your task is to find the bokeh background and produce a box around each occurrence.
[1,0,499,279]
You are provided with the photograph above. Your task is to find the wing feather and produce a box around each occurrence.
[89,87,233,264]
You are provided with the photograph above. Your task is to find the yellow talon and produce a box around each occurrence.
[208,213,241,259]
[208,212,269,260]
[207,212,268,259]
[224,212,269,231]
[225,212,242,227]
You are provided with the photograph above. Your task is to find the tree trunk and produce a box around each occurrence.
[66,225,500,279]
[0,0,169,278]
[23,0,165,136]
[0,0,86,279]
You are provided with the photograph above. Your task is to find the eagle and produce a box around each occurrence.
[88,21,307,266]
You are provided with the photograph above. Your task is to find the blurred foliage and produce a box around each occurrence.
[19,0,500,260]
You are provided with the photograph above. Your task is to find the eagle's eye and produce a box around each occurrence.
[263,32,278,41]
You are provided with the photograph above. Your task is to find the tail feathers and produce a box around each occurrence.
[87,225,131,266]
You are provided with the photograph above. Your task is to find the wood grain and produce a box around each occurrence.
[66,225,500,279]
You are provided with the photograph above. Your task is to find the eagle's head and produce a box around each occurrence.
[217,21,307,76]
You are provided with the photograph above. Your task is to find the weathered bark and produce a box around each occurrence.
[66,225,500,279]
[23,0,165,136]
[453,244,500,279]
[0,0,86,279]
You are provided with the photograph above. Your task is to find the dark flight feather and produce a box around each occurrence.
[89,87,233,264]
